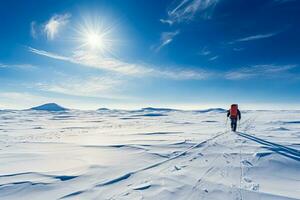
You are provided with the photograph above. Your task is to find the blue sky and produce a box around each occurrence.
[0,0,300,110]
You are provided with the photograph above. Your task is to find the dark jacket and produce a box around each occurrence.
[227,109,241,120]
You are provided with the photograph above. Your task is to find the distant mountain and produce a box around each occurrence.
[139,107,179,112]
[97,108,111,111]
[30,103,68,111]
[196,108,227,113]
[134,113,167,117]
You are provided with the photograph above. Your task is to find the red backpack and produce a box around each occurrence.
[230,104,238,118]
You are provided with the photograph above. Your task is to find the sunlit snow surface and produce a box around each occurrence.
[0,109,300,200]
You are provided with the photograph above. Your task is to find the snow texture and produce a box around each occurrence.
[0,108,300,199]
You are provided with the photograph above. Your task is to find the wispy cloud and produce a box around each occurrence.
[157,1,219,54]
[233,47,244,52]
[28,47,299,82]
[35,76,127,99]
[159,19,174,26]
[44,13,71,40]
[198,47,219,61]
[198,46,211,56]
[157,68,213,80]
[28,46,211,80]
[232,32,278,43]
[161,0,219,25]
[209,55,219,61]
[30,21,37,38]
[29,46,145,75]
[225,64,297,80]
[0,92,49,109]
[28,47,71,61]
[71,50,152,75]
[153,30,180,52]
[0,63,38,70]
[29,47,152,75]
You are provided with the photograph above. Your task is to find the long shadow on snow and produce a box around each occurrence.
[0,172,77,181]
[237,132,300,162]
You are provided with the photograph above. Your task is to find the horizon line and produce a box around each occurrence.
[2,102,300,111]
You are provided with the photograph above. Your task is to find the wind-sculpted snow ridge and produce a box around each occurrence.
[0,110,299,200]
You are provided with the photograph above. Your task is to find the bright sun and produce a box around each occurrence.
[85,32,104,49]
[75,16,118,56]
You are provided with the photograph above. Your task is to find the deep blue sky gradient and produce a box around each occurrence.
[0,0,300,109]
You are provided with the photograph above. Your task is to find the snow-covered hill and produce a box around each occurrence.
[0,109,299,199]
[30,103,68,111]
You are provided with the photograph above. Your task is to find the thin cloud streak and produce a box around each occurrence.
[161,0,219,25]
[0,63,38,70]
[35,76,128,99]
[157,68,213,80]
[159,19,174,26]
[157,0,219,56]
[154,30,180,52]
[28,47,72,61]
[28,47,212,80]
[28,47,297,81]
[209,55,219,61]
[29,46,149,75]
[225,64,297,80]
[231,32,279,43]
[198,47,211,56]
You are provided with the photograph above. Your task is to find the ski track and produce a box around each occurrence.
[60,130,230,199]
[237,132,300,162]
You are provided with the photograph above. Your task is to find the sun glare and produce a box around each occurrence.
[86,32,104,49]
[75,15,118,57]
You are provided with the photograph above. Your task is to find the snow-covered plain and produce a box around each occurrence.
[0,108,300,200]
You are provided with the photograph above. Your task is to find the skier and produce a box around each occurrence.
[227,104,241,132]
